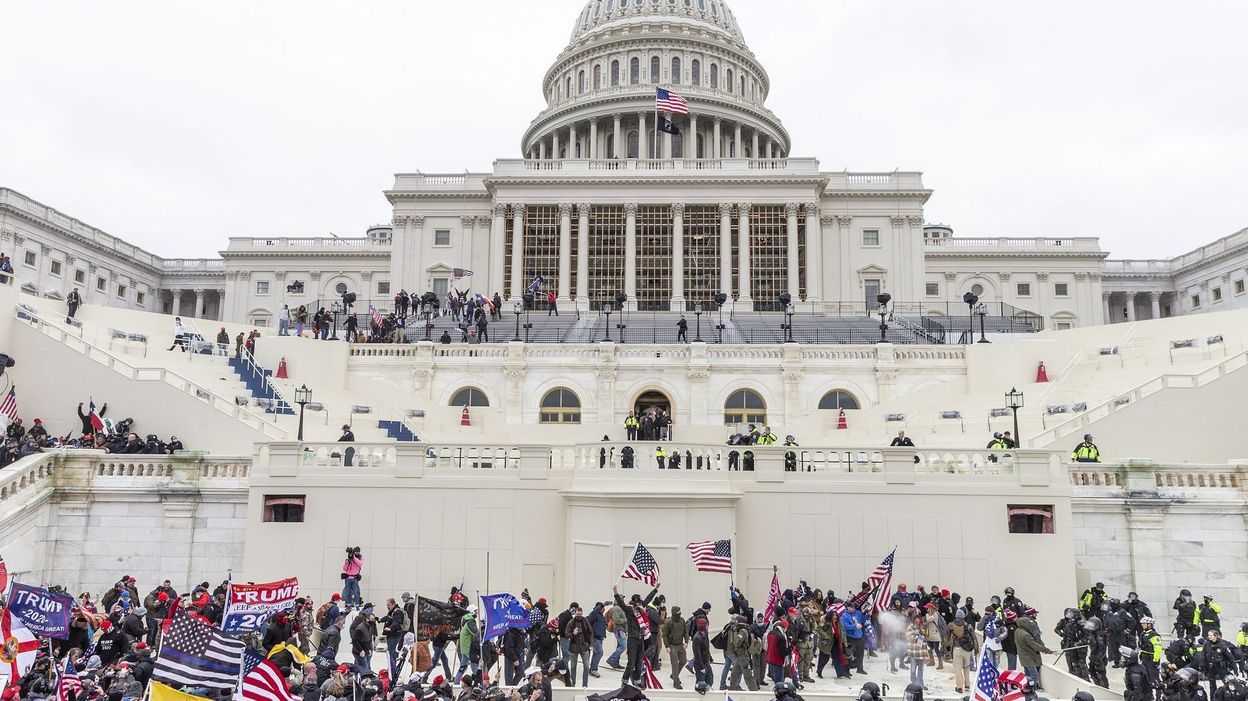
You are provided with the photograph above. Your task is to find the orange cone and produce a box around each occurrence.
[836,408,848,430]
[460,406,471,427]
[1036,361,1049,383]
[276,357,288,379]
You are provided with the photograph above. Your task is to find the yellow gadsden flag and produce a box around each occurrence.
[150,682,210,701]
[267,641,311,666]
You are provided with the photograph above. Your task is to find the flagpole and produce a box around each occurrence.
[614,542,639,588]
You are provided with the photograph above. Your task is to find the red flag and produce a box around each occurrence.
[0,553,8,594]
[763,569,781,625]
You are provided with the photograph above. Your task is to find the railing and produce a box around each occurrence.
[0,453,56,506]
[161,258,224,272]
[1101,259,1174,275]
[923,236,1102,251]
[1067,461,1244,491]
[237,349,293,411]
[490,158,823,178]
[225,237,389,250]
[14,308,289,440]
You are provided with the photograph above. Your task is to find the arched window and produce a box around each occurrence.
[578,70,585,94]
[691,59,701,85]
[650,56,660,83]
[818,390,860,411]
[671,56,681,84]
[630,57,640,84]
[739,75,745,94]
[627,130,639,158]
[450,387,490,407]
[611,60,620,86]
[593,64,602,89]
[565,76,572,98]
[710,63,718,88]
[606,134,615,158]
[540,388,581,424]
[724,389,766,425]
[725,68,733,93]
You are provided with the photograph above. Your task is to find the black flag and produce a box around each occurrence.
[415,595,469,641]
[658,117,680,135]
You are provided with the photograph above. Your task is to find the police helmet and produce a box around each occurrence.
[904,682,925,701]
[1140,616,1155,627]
[1176,668,1199,685]
[860,682,882,701]
[1004,587,1015,596]
[1072,692,1095,701]
[1083,617,1102,631]
[774,681,795,695]
[1065,608,1078,619]
[1241,622,1248,632]
[1119,646,1139,664]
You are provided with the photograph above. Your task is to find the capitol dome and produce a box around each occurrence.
[520,0,790,161]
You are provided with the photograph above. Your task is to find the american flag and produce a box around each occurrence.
[152,608,246,689]
[763,569,781,624]
[641,657,663,689]
[0,387,17,423]
[240,648,298,701]
[686,539,732,574]
[369,305,383,326]
[656,87,689,115]
[620,542,660,586]
[55,657,81,701]
[998,669,1028,701]
[971,646,1001,701]
[868,549,896,615]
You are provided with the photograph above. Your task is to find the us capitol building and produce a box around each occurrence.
[3,0,1247,330]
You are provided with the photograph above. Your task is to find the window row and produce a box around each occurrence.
[924,281,1075,299]
[552,51,760,104]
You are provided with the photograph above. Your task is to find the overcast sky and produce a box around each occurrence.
[2,0,1244,260]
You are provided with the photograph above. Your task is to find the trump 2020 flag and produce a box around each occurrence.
[480,593,531,640]
[6,582,74,639]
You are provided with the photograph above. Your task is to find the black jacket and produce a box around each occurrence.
[692,631,712,671]
[381,607,405,639]
[502,627,527,660]
[77,402,106,434]
[613,588,658,640]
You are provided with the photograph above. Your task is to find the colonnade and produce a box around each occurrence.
[526,113,783,160]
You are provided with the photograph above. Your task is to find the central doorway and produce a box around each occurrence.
[634,390,672,419]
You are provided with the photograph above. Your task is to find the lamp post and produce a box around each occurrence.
[976,303,990,343]
[962,292,979,345]
[422,303,434,342]
[714,292,728,344]
[603,303,613,341]
[876,292,892,343]
[1006,387,1024,447]
[512,301,523,341]
[779,293,794,343]
[615,293,628,344]
[694,303,703,342]
[294,384,312,442]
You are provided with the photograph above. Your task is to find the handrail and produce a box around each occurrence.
[1027,346,1248,447]
[15,309,289,440]
[238,349,292,410]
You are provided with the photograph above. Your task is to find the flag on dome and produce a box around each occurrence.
[658,116,680,135]
[656,87,689,115]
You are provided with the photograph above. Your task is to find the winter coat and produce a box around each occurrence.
[661,611,687,647]
[351,617,375,657]
[501,627,526,660]
[1014,618,1050,668]
[457,614,479,655]
[612,589,658,640]
[587,604,607,640]
[564,616,594,654]
[692,631,713,672]
[765,625,790,666]
[381,607,406,640]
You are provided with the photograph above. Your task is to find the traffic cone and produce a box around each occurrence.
[1036,361,1049,383]
[275,357,288,379]
[836,408,848,430]
[460,406,471,427]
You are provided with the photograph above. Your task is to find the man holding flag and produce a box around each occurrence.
[611,578,659,686]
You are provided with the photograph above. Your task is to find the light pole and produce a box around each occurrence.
[603,302,613,341]
[694,303,703,342]
[714,292,727,344]
[876,292,892,343]
[522,293,534,342]
[294,384,312,442]
[423,303,434,341]
[615,293,628,344]
[512,301,523,341]
[779,293,794,343]
[976,303,990,343]
[962,292,979,345]
[1006,387,1024,447]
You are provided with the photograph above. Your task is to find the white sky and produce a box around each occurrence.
[1,0,1244,260]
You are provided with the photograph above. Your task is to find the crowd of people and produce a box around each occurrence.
[0,400,186,468]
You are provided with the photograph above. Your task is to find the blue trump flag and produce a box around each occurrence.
[7,581,74,639]
[480,593,530,640]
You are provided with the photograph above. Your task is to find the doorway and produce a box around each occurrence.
[634,390,672,419]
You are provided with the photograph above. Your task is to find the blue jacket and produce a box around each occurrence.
[588,604,607,640]
[840,610,865,639]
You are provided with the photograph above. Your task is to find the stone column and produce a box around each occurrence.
[576,204,591,307]
[637,112,647,157]
[570,123,578,158]
[538,140,546,159]
[737,203,752,305]
[552,131,560,160]
[613,113,622,158]
[688,115,698,158]
[509,205,525,299]
[719,203,733,296]
[1125,291,1137,322]
[835,216,853,303]
[490,204,506,295]
[712,118,722,158]
[193,288,204,318]
[804,204,822,304]
[785,203,800,300]
[589,119,598,159]
[1149,291,1162,319]
[172,289,183,317]
[1102,291,1112,324]
[752,130,759,159]
[671,202,685,310]
[558,203,573,301]
[216,290,226,320]
[733,123,742,158]
[624,203,638,307]
[765,139,773,158]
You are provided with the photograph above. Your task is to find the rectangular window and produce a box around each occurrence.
[117,284,127,298]
[1236,280,1245,295]
[1016,283,1031,297]
[23,251,36,267]
[1054,283,1069,297]
[862,229,880,247]
[263,495,305,523]
[250,315,270,328]
[1191,294,1201,309]
[1056,322,1072,331]
[50,260,62,276]
[74,269,85,284]
[432,278,449,297]
[1008,504,1054,534]
[136,291,145,305]
[256,281,270,295]
[377,281,391,295]
[96,277,107,292]
[434,229,451,246]
[925,282,939,297]
[1212,287,1222,302]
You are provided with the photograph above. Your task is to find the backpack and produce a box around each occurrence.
[401,609,412,633]
[315,602,333,627]
[958,629,975,652]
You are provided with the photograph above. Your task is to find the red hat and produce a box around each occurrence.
[100,620,112,630]
[537,598,547,605]
[924,603,936,610]
[941,589,950,598]
[336,665,351,674]
[432,676,445,686]
[157,592,169,603]
[778,618,789,628]
[126,576,136,583]
[331,594,342,601]
[1004,610,1018,621]
[897,584,907,591]
[786,607,798,615]
[33,419,41,425]
[134,642,149,650]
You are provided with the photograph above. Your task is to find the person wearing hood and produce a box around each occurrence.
[728,614,761,690]
[265,611,295,651]
[660,605,689,688]
[501,624,527,686]
[564,605,594,687]
[454,605,480,684]
[1013,614,1052,689]
[586,601,607,677]
[691,616,714,690]
[121,606,148,643]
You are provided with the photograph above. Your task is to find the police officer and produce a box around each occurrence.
[624,413,639,440]
[1139,617,1164,691]
[1107,600,1137,668]
[1203,630,1237,699]
[1196,596,1222,637]
[758,427,778,446]
[1236,623,1248,673]
[1174,590,1198,639]
[1123,648,1153,701]
[1080,583,1107,617]
[655,444,666,469]
[775,680,805,701]
[1057,608,1089,681]
[1124,593,1154,626]
[1085,616,1110,688]
[1072,433,1101,462]
[1214,677,1248,701]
